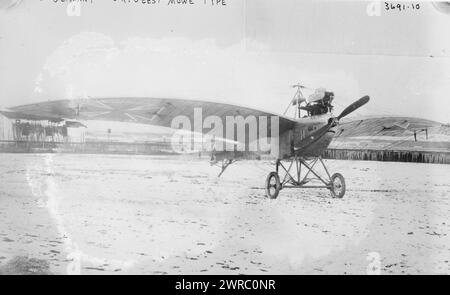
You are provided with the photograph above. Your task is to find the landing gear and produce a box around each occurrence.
[265,172,281,199]
[330,173,346,198]
[264,156,346,199]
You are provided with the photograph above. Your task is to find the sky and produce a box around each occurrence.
[0,0,449,124]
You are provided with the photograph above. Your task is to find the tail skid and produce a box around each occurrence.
[210,156,238,177]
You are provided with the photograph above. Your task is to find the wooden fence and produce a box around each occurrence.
[322,148,450,164]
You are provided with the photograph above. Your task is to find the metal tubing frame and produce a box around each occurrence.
[276,156,332,190]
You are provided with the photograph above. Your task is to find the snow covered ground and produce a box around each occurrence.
[0,154,449,274]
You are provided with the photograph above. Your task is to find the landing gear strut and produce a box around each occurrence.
[265,156,345,199]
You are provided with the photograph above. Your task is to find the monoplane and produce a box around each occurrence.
[1,85,370,199]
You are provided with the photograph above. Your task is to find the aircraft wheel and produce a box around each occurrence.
[265,172,281,199]
[330,173,346,198]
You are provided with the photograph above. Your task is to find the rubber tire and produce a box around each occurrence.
[265,172,281,199]
[330,173,346,198]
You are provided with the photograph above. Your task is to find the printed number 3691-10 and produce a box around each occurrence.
[385,2,421,11]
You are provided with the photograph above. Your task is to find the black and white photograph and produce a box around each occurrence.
[0,0,449,279]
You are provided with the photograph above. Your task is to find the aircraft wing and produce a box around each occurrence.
[0,110,64,122]
[5,97,296,134]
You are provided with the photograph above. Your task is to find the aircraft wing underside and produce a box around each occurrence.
[3,97,297,137]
